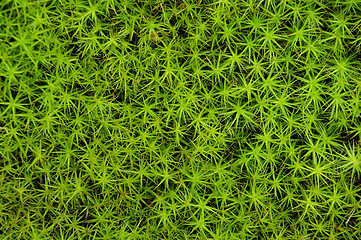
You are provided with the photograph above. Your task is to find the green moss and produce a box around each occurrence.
[1,0,361,239]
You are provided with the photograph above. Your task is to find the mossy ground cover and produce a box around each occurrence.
[1,0,361,239]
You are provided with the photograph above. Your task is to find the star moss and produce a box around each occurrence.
[1,0,361,239]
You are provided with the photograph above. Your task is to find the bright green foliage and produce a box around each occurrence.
[1,0,361,239]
